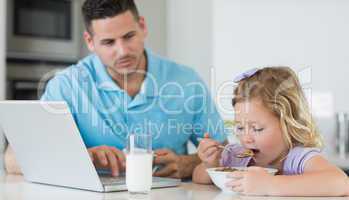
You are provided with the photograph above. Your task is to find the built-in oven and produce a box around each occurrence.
[6,62,66,100]
[6,0,83,62]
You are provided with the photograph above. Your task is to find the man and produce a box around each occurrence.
[5,0,226,178]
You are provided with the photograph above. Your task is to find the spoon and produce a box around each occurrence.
[197,133,232,153]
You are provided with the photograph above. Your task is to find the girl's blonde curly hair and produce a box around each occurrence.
[232,67,323,149]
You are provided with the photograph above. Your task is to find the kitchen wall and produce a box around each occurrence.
[212,0,349,156]
[166,0,213,84]
[166,0,349,119]
[135,0,167,57]
[213,0,349,116]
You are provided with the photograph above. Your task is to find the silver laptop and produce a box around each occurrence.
[0,101,181,192]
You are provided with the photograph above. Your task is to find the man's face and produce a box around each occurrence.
[84,11,148,76]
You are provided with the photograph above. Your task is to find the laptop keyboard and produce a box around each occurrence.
[100,176,165,185]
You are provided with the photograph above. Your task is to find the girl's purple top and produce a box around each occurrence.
[220,144,321,175]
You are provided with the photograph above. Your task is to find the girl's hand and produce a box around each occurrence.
[197,133,222,168]
[225,166,274,196]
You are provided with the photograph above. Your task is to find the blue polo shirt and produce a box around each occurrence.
[41,49,226,155]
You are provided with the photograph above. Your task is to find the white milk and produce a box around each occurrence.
[126,151,153,193]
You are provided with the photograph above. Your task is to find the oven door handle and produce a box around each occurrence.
[13,81,39,90]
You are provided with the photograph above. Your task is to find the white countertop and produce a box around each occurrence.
[0,174,348,200]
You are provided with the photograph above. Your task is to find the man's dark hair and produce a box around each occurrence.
[82,0,140,34]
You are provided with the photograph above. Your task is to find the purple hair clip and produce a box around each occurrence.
[233,68,259,83]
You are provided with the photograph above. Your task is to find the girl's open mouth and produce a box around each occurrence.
[251,148,260,155]
[250,149,261,161]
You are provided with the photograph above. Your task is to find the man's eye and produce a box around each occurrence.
[124,33,135,40]
[102,40,114,46]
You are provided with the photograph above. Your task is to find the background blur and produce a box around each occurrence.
[0,0,348,173]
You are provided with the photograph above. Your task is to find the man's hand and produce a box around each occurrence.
[153,149,200,179]
[4,145,22,175]
[88,145,126,177]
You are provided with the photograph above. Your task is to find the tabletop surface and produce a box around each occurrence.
[0,174,348,200]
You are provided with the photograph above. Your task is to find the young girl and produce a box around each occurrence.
[193,67,349,196]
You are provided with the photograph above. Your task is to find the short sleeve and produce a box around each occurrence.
[282,147,322,175]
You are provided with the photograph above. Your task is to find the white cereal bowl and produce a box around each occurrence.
[206,167,278,194]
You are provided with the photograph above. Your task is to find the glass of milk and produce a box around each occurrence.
[126,133,153,194]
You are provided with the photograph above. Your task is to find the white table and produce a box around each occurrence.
[0,174,348,200]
